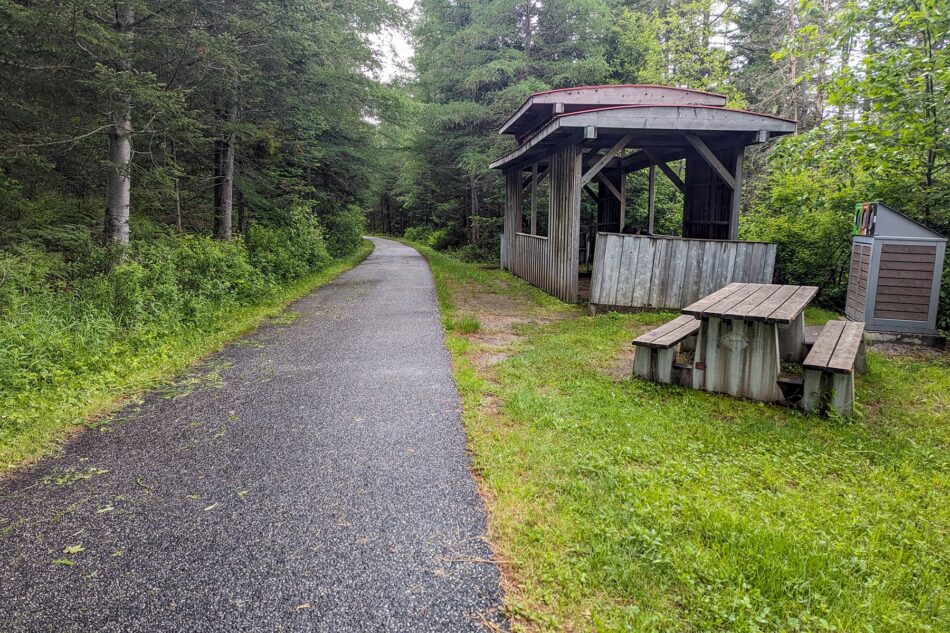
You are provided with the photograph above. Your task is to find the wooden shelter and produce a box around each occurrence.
[491,85,796,306]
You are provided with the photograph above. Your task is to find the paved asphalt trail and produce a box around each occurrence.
[0,238,505,632]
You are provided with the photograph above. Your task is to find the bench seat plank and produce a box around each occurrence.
[827,322,866,374]
[803,320,845,370]
[650,319,701,348]
[634,315,700,349]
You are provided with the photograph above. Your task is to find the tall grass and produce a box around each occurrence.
[0,207,370,470]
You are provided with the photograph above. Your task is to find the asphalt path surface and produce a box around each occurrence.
[0,238,505,632]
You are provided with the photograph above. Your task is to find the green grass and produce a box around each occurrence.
[0,239,373,472]
[410,243,950,632]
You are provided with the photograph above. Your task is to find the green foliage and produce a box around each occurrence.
[742,165,857,306]
[0,212,368,467]
[317,206,366,259]
[403,226,434,244]
[246,207,331,282]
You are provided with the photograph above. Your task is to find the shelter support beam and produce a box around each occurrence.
[595,172,622,202]
[581,134,633,186]
[530,163,538,235]
[642,148,685,194]
[729,147,744,240]
[648,163,656,234]
[685,133,736,190]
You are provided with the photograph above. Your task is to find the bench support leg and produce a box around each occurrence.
[633,346,653,381]
[656,348,675,384]
[633,346,677,384]
[854,339,868,374]
[802,369,824,413]
[829,372,855,417]
[802,369,855,417]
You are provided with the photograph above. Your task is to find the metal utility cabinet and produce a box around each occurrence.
[846,202,946,334]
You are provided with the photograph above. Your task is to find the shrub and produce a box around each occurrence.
[319,205,365,258]
[246,206,330,282]
[403,226,432,243]
[742,171,856,308]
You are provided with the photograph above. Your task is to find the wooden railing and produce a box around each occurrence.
[589,233,776,310]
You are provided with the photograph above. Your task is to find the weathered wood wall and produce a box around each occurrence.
[683,147,739,240]
[845,240,871,321]
[589,233,776,310]
[502,142,581,302]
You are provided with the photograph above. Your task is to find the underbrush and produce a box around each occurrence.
[0,207,370,470]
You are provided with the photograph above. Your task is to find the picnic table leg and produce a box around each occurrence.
[746,321,783,402]
[777,312,806,362]
[696,317,725,392]
[691,320,708,391]
[802,369,824,412]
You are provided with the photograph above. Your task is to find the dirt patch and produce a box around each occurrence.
[602,322,655,382]
[453,281,576,376]
[868,342,949,361]
[607,344,636,381]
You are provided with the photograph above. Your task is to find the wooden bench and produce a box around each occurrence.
[633,315,701,384]
[802,320,866,416]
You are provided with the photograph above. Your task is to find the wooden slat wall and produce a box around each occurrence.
[505,143,581,302]
[845,241,871,321]
[873,243,936,321]
[589,233,776,309]
[682,147,738,240]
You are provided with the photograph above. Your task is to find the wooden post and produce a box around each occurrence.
[619,166,627,232]
[729,146,744,240]
[530,163,538,235]
[647,163,656,234]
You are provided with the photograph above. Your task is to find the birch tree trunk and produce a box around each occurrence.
[213,98,236,240]
[104,3,134,245]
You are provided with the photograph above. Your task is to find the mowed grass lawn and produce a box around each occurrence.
[415,244,950,632]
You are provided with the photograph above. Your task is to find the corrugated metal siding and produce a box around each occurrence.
[589,233,776,309]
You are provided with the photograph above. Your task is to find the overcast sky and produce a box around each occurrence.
[372,0,415,82]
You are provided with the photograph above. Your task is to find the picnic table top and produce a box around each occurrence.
[681,282,819,324]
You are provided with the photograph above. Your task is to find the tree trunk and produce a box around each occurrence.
[104,3,134,245]
[213,99,236,240]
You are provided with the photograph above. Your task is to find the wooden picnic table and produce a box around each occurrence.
[682,282,818,402]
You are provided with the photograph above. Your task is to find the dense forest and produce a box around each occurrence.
[0,1,946,457]
[371,0,947,321]
[0,0,402,461]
